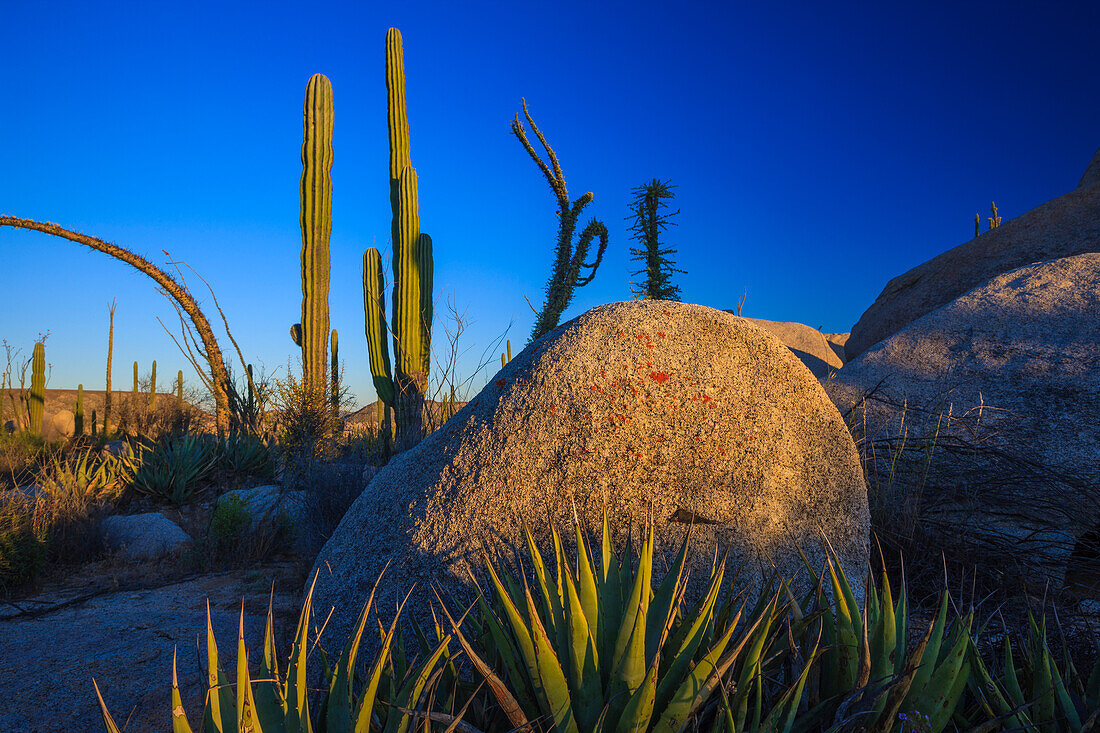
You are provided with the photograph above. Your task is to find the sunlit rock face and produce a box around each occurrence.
[828,253,1100,585]
[737,317,847,378]
[846,148,1100,360]
[311,300,868,640]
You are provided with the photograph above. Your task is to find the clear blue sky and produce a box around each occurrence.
[2,0,1097,406]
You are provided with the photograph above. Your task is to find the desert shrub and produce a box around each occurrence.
[274,368,345,464]
[129,433,217,505]
[0,494,48,593]
[206,494,250,556]
[112,376,203,440]
[286,459,362,556]
[0,430,53,490]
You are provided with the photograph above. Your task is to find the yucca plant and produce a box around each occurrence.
[94,573,462,733]
[968,611,1100,731]
[437,518,816,733]
[129,433,217,505]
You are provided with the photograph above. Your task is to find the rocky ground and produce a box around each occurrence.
[0,561,306,732]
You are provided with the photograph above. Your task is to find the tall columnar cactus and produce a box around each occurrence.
[75,384,85,436]
[90,409,97,436]
[177,370,184,404]
[29,342,45,435]
[358,27,432,449]
[292,73,334,394]
[150,360,157,409]
[133,361,139,395]
[330,329,339,417]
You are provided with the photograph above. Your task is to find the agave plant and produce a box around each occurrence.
[37,447,130,503]
[793,549,974,733]
[129,433,217,505]
[968,611,1100,732]
[218,431,277,481]
[94,573,463,733]
[436,518,819,733]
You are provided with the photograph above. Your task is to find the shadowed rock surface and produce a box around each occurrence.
[846,147,1100,359]
[829,253,1100,582]
[311,300,868,641]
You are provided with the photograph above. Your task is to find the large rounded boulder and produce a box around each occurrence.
[311,301,868,635]
[829,253,1100,584]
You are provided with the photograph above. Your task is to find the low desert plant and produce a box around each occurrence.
[0,492,48,593]
[95,574,459,733]
[129,433,217,505]
[217,430,277,483]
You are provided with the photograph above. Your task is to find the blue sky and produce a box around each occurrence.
[2,0,1097,405]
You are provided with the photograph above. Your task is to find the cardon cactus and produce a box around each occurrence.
[293,73,333,394]
[75,384,85,435]
[90,409,97,436]
[177,370,183,403]
[330,328,339,416]
[150,359,157,409]
[363,27,432,449]
[132,361,139,395]
[29,342,45,435]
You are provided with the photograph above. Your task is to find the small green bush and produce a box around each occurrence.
[207,494,250,557]
[0,494,48,593]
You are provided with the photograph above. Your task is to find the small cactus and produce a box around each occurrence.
[177,370,184,403]
[150,360,157,409]
[133,361,139,395]
[90,409,97,436]
[974,212,980,238]
[75,384,85,435]
[29,342,45,435]
[988,200,1002,230]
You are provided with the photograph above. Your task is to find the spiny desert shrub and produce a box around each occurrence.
[0,492,48,592]
[288,459,363,556]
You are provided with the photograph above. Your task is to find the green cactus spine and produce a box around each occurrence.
[295,73,334,394]
[385,28,433,447]
[75,384,84,435]
[29,342,45,435]
[177,370,183,404]
[150,360,157,409]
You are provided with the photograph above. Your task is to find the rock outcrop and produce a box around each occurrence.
[312,300,868,640]
[829,253,1100,582]
[100,513,192,561]
[846,148,1100,359]
[740,317,846,378]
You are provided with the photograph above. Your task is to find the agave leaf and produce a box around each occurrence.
[353,591,410,733]
[651,602,765,732]
[760,632,820,733]
[436,594,530,729]
[1086,656,1100,711]
[524,524,561,637]
[327,597,375,733]
[383,631,452,733]
[561,552,604,730]
[93,680,124,733]
[1003,635,1026,710]
[825,558,859,693]
[646,530,690,667]
[901,591,949,709]
[256,592,286,728]
[894,566,908,678]
[905,610,972,727]
[652,563,726,720]
[169,648,196,733]
[965,637,1030,731]
[285,573,319,733]
[575,517,600,643]
[485,556,551,719]
[599,513,624,678]
[1048,639,1083,731]
[610,527,651,692]
[237,607,266,733]
[1032,636,1057,733]
[205,600,237,733]
[524,582,581,733]
[475,591,539,713]
[615,651,660,733]
[717,681,737,733]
